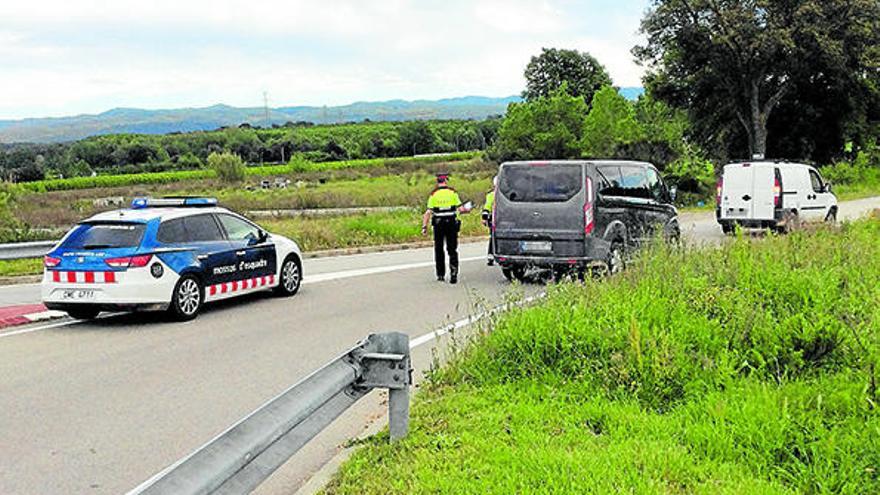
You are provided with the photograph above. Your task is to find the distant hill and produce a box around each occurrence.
[0,88,644,144]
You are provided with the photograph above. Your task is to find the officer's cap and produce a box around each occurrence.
[435,172,450,182]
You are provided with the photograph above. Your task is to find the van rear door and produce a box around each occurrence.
[721,164,775,220]
[494,163,586,258]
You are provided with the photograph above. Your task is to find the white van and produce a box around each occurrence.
[716,161,837,234]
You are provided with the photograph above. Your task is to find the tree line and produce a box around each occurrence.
[0,119,502,182]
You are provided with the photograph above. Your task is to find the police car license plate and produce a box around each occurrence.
[60,289,96,301]
[521,241,552,253]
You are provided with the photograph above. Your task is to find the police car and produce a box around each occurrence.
[41,197,303,321]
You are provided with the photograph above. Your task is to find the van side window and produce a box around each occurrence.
[645,168,665,201]
[809,170,824,193]
[619,166,652,199]
[596,166,622,196]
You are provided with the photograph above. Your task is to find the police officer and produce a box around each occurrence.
[482,176,497,266]
[421,173,471,284]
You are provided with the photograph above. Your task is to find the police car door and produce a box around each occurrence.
[215,213,277,286]
[157,214,233,287]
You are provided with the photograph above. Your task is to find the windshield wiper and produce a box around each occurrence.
[81,244,115,249]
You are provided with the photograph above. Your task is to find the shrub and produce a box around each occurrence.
[207,152,247,183]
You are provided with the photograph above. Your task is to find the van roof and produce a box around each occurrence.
[501,159,655,168]
[725,161,812,170]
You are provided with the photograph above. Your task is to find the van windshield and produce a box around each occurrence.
[499,164,582,202]
[61,222,146,250]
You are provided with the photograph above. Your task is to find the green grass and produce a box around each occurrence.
[19,152,482,193]
[0,257,43,277]
[324,216,880,494]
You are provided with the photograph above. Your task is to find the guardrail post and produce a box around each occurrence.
[355,332,412,442]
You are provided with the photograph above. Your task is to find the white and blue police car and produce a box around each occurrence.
[41,197,303,321]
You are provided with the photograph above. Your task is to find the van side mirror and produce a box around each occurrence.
[823,182,833,193]
[668,186,678,203]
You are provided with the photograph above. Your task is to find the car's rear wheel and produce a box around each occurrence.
[169,275,203,321]
[721,222,735,236]
[274,255,302,297]
[67,308,100,320]
[502,265,527,283]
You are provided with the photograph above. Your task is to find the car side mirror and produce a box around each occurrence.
[258,229,269,243]
[823,182,833,193]
[668,186,678,203]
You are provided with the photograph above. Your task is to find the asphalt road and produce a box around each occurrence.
[0,197,878,495]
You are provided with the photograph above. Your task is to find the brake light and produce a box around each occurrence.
[491,185,497,233]
[43,256,61,268]
[716,177,724,207]
[773,168,783,208]
[104,254,152,268]
[584,176,595,235]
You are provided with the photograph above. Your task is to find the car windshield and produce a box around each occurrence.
[60,222,146,249]
[499,164,582,202]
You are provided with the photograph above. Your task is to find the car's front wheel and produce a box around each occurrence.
[67,307,100,320]
[274,256,302,297]
[169,275,203,321]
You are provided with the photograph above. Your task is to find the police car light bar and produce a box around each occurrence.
[131,197,218,209]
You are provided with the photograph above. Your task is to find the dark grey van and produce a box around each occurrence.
[492,160,679,281]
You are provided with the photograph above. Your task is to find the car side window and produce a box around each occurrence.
[619,166,652,199]
[157,218,185,244]
[183,214,225,242]
[809,170,824,193]
[217,214,261,242]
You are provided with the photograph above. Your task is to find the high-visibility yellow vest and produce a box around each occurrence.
[427,187,462,217]
[482,190,495,213]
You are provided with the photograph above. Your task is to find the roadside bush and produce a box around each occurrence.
[207,152,247,183]
[326,219,880,495]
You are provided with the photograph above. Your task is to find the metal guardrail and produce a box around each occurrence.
[128,332,412,495]
[0,240,57,260]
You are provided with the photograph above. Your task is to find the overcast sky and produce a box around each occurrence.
[0,0,650,120]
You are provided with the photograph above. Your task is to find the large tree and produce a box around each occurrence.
[523,48,613,104]
[635,0,880,161]
[491,86,588,161]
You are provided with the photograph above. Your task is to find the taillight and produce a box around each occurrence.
[43,256,61,268]
[773,168,783,208]
[491,186,497,233]
[584,176,595,235]
[716,177,723,207]
[105,254,152,268]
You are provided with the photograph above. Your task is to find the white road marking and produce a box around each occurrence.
[410,293,545,349]
[304,256,484,284]
[0,255,488,339]
[0,319,83,338]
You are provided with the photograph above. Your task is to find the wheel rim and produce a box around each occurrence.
[609,246,623,274]
[282,261,300,292]
[178,279,200,315]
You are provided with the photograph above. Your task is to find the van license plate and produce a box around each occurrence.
[61,289,96,301]
[521,241,552,253]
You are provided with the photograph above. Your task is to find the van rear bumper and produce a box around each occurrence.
[494,235,610,268]
[716,207,786,228]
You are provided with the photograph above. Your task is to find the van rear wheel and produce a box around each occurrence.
[607,242,625,275]
[502,266,527,283]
